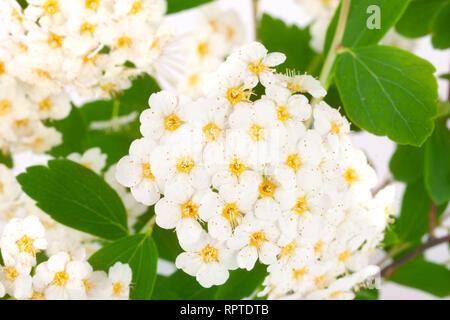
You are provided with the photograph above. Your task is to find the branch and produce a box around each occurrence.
[380,235,450,278]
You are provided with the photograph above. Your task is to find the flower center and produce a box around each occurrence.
[222,203,241,227]
[229,158,245,176]
[314,240,323,253]
[117,36,132,48]
[129,1,142,15]
[47,33,64,49]
[330,120,341,134]
[338,250,350,262]
[188,73,200,86]
[197,42,209,57]
[0,99,12,116]
[181,200,198,218]
[113,282,122,296]
[293,197,308,215]
[287,80,301,93]
[80,22,96,35]
[4,266,18,281]
[83,279,92,292]
[85,0,99,10]
[16,235,38,255]
[250,231,266,248]
[259,178,276,198]
[249,124,264,141]
[164,114,182,131]
[142,163,154,179]
[83,53,97,64]
[248,61,265,75]
[53,271,69,286]
[176,157,194,174]
[0,61,5,74]
[226,86,250,105]
[286,154,301,171]
[201,245,218,263]
[203,123,221,141]
[31,291,45,300]
[344,168,358,185]
[44,1,59,15]
[281,241,297,257]
[276,106,290,122]
[292,268,306,280]
[39,98,52,111]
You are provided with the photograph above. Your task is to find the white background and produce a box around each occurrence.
[1,0,449,300]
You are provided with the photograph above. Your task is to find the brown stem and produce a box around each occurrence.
[381,235,450,278]
[372,177,393,195]
[253,0,259,40]
[428,201,437,240]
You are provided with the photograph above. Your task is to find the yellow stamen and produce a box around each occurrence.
[203,123,221,141]
[4,266,18,281]
[112,282,122,296]
[276,106,290,122]
[292,268,306,280]
[0,62,5,74]
[197,42,209,57]
[201,245,218,263]
[250,231,265,248]
[222,203,241,227]
[229,158,245,176]
[286,154,301,171]
[47,33,64,49]
[80,22,96,36]
[142,163,155,179]
[129,1,142,15]
[259,178,276,198]
[85,0,99,10]
[176,157,194,174]
[44,1,59,15]
[344,168,358,185]
[117,36,132,48]
[330,120,341,134]
[16,235,38,255]
[293,197,308,215]
[164,114,182,131]
[248,61,265,75]
[181,200,198,218]
[39,98,52,111]
[53,271,69,286]
[338,250,350,262]
[248,124,264,142]
[281,241,297,257]
[314,240,323,253]
[0,100,12,116]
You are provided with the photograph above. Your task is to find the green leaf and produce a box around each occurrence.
[152,270,217,300]
[89,234,158,300]
[0,151,13,168]
[17,159,129,240]
[437,101,450,119]
[440,73,450,81]
[395,0,445,38]
[395,179,431,246]
[214,263,267,300]
[166,0,213,14]
[258,14,322,75]
[87,131,134,168]
[335,45,438,146]
[424,118,450,204]
[16,0,27,9]
[152,226,182,262]
[132,206,155,234]
[46,105,89,157]
[388,256,450,297]
[431,0,450,49]
[324,0,409,54]
[389,145,424,183]
[354,288,379,300]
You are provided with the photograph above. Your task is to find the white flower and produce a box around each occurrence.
[176,231,236,288]
[0,215,47,272]
[0,263,33,300]
[33,252,91,300]
[228,214,281,270]
[277,73,327,98]
[116,137,161,206]
[107,262,132,300]
[0,164,21,203]
[68,147,107,174]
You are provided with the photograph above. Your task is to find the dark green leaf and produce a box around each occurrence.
[440,73,450,81]
[395,179,431,246]
[16,0,27,9]
[133,205,155,234]
[354,288,379,300]
[87,131,134,168]
[89,234,158,300]
[46,105,89,157]
[258,14,322,75]
[324,0,409,54]
[395,0,445,38]
[431,0,450,49]
[214,263,267,300]
[424,118,450,204]
[389,145,424,183]
[388,256,450,297]
[151,270,217,300]
[335,45,438,146]
[152,226,182,262]
[0,151,13,168]
[17,159,129,240]
[166,0,213,14]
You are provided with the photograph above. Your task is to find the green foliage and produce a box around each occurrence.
[17,159,129,240]
[395,179,431,247]
[152,264,267,300]
[46,105,89,158]
[258,14,322,75]
[424,117,450,204]
[152,226,182,262]
[354,288,379,300]
[335,45,438,146]
[16,0,27,9]
[389,145,424,183]
[395,0,445,38]
[89,234,158,300]
[0,151,13,168]
[431,0,450,49]
[166,0,214,14]
[324,0,409,54]
[388,256,450,297]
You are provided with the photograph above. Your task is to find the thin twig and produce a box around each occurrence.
[372,177,394,195]
[253,0,259,40]
[380,235,450,278]
[428,201,438,240]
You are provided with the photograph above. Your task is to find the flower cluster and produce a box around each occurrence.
[0,215,132,300]
[0,0,173,154]
[176,3,245,98]
[116,42,393,298]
